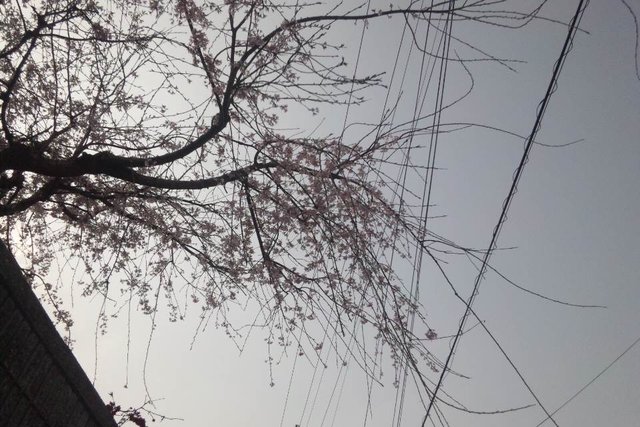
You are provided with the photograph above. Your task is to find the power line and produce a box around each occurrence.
[534,334,640,427]
[423,0,590,425]
[300,2,375,425]
[396,1,456,425]
[323,2,443,425]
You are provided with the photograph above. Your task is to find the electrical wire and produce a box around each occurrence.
[534,334,640,427]
[298,2,374,426]
[422,0,590,425]
[395,1,456,425]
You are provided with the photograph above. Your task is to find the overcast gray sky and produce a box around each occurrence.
[60,1,640,426]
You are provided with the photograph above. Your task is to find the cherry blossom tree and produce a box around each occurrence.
[0,0,544,412]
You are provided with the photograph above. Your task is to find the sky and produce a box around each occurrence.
[52,1,640,426]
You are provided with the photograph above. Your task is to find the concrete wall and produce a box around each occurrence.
[0,240,117,427]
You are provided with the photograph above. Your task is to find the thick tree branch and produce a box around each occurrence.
[0,178,60,216]
[93,111,231,169]
[0,144,277,190]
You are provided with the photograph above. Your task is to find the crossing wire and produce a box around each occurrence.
[422,0,590,425]
[296,2,375,426]
[395,1,455,426]
[534,334,640,426]
[317,3,438,426]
